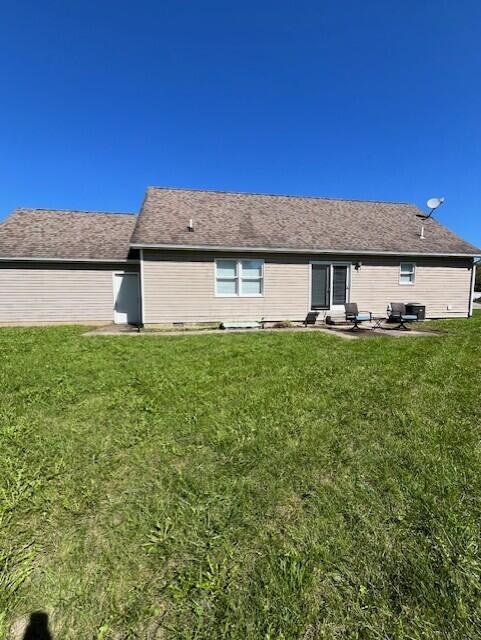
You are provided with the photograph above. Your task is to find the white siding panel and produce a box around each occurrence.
[143,251,473,323]
[0,263,137,323]
[143,252,309,323]
[351,257,472,318]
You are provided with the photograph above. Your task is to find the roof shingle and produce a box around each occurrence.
[0,209,136,260]
[1,189,478,261]
[131,187,480,255]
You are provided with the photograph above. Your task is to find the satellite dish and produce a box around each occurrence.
[427,197,445,210]
[416,196,445,219]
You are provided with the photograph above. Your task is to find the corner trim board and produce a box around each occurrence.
[140,248,146,325]
[469,257,476,317]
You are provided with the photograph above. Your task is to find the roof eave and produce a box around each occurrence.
[0,256,139,263]
[130,242,480,258]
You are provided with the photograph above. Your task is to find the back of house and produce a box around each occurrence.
[0,187,479,326]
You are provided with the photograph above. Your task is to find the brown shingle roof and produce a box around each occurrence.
[0,208,136,260]
[132,187,480,255]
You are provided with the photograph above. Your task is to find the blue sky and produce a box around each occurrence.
[1,1,480,246]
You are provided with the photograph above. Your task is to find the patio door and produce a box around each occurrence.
[311,263,350,310]
[311,264,330,309]
[332,265,348,308]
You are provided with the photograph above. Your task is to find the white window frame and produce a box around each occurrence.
[399,262,416,285]
[215,258,264,297]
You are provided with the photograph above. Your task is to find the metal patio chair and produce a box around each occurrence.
[388,302,418,330]
[344,303,372,330]
[304,311,319,327]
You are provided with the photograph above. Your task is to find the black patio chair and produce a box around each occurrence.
[388,302,418,330]
[344,303,372,330]
[304,311,319,327]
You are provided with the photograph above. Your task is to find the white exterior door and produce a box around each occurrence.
[113,273,140,324]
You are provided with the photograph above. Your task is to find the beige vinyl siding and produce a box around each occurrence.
[142,250,473,324]
[351,256,473,318]
[0,262,137,323]
[143,251,309,323]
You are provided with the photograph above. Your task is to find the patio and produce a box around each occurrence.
[321,322,442,339]
[83,322,442,339]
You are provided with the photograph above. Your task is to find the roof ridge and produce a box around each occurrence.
[15,207,136,216]
[146,185,414,207]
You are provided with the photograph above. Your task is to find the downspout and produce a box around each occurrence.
[139,248,146,328]
[468,257,478,318]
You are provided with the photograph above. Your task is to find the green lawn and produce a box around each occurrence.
[1,315,481,639]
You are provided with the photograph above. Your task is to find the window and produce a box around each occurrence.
[240,260,263,295]
[216,259,238,295]
[400,262,415,285]
[216,259,264,296]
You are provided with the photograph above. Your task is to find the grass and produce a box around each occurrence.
[1,314,481,639]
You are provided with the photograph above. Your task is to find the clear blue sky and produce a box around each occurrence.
[1,1,480,246]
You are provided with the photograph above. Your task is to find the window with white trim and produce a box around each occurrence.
[215,259,264,296]
[399,262,415,285]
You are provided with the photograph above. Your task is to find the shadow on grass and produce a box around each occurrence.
[22,612,52,640]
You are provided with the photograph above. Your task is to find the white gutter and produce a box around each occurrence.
[0,257,139,263]
[130,243,479,258]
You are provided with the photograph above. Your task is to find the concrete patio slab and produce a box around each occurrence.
[83,323,442,339]
[322,325,441,338]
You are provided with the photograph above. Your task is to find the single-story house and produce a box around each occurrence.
[0,208,139,324]
[0,187,479,326]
